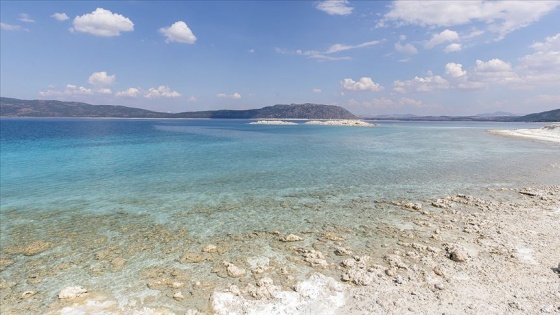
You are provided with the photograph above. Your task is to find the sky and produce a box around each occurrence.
[1,1,559,116]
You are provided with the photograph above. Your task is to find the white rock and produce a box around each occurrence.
[224,262,246,278]
[281,234,303,242]
[58,286,87,299]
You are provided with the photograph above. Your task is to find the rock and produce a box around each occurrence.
[434,283,445,290]
[20,291,36,299]
[203,244,217,253]
[404,203,422,211]
[173,291,185,301]
[341,258,356,268]
[334,247,352,256]
[281,234,303,242]
[58,286,87,299]
[224,262,246,278]
[322,232,344,241]
[6,241,52,256]
[181,252,206,263]
[448,246,469,262]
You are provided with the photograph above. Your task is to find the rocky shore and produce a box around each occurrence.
[488,123,560,143]
[1,185,559,314]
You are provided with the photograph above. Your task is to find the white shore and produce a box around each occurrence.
[304,120,376,127]
[248,120,297,125]
[489,123,560,143]
[17,184,558,315]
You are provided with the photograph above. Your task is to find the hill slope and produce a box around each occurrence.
[514,108,560,122]
[174,103,357,119]
[0,97,168,118]
[0,98,357,120]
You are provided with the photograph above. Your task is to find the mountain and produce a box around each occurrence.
[0,98,357,120]
[475,111,518,118]
[174,103,357,119]
[513,108,560,122]
[0,97,168,118]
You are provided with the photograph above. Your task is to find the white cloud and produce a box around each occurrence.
[399,97,424,107]
[395,42,418,55]
[40,84,93,97]
[144,86,181,98]
[445,63,467,78]
[188,96,197,102]
[116,88,140,98]
[425,29,459,49]
[159,21,197,44]
[444,43,462,53]
[379,1,560,39]
[312,88,322,93]
[71,8,134,37]
[19,13,35,23]
[217,92,241,99]
[248,48,255,53]
[51,13,69,21]
[326,40,380,53]
[518,33,560,84]
[535,94,560,103]
[279,39,380,61]
[1,22,28,32]
[87,71,116,86]
[315,0,353,16]
[393,74,449,93]
[473,58,520,83]
[341,77,384,92]
[97,88,112,95]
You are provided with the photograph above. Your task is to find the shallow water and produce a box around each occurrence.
[1,118,558,312]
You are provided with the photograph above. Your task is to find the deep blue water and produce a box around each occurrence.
[1,118,559,311]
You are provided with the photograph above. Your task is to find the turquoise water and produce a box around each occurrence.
[0,118,558,312]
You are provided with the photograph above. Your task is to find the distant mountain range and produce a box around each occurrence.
[0,97,558,122]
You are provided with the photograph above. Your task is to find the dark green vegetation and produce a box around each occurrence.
[0,98,357,120]
[513,108,560,122]
[0,97,558,121]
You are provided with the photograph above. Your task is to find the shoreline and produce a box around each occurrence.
[488,123,560,143]
[2,185,558,314]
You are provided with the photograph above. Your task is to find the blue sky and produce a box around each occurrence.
[1,1,559,116]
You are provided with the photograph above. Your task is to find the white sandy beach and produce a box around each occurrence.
[10,184,557,315]
[489,123,560,143]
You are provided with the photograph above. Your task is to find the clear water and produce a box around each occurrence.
[1,118,558,312]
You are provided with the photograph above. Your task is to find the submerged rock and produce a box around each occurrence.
[281,234,303,242]
[224,262,246,278]
[58,286,87,299]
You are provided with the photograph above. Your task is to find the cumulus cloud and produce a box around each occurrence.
[519,33,560,77]
[88,71,116,86]
[379,1,560,39]
[19,13,35,23]
[393,74,449,93]
[312,88,322,93]
[341,77,384,92]
[217,92,241,99]
[39,84,93,97]
[395,42,418,55]
[473,58,520,83]
[445,63,467,78]
[159,21,197,44]
[425,29,459,49]
[444,43,462,53]
[0,23,28,32]
[144,86,181,98]
[51,13,69,21]
[116,87,140,98]
[71,8,134,37]
[315,0,353,16]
